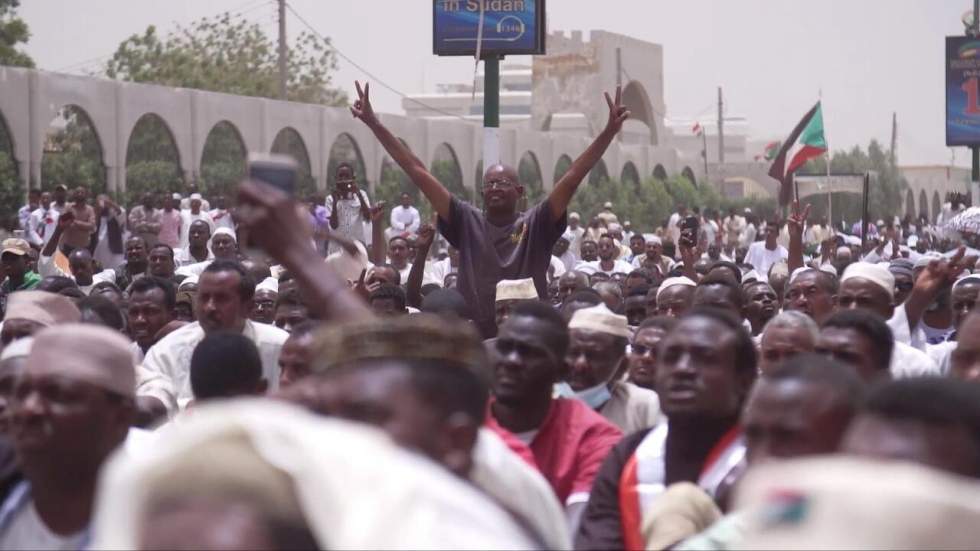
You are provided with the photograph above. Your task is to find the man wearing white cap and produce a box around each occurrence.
[632,234,673,276]
[175,227,238,278]
[597,202,618,227]
[656,276,696,318]
[178,193,214,251]
[0,290,81,347]
[567,304,660,433]
[494,278,538,329]
[835,262,938,377]
[576,235,634,277]
[0,324,135,549]
[927,274,980,373]
[567,212,586,260]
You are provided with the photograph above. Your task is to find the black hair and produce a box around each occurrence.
[507,300,570,359]
[710,260,743,284]
[694,272,744,310]
[149,243,175,259]
[129,276,177,310]
[90,280,123,297]
[372,263,402,286]
[277,287,305,308]
[190,331,263,400]
[680,306,757,378]
[288,320,321,339]
[203,259,255,301]
[637,315,678,333]
[563,288,602,306]
[626,269,655,285]
[78,295,126,332]
[861,378,980,476]
[627,284,652,298]
[766,353,866,415]
[821,309,894,372]
[36,275,78,294]
[792,268,839,294]
[369,284,407,311]
[420,283,441,297]
[403,358,489,424]
[421,288,471,320]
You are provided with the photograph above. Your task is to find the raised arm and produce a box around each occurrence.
[406,224,435,309]
[787,200,811,273]
[547,87,630,220]
[351,81,452,220]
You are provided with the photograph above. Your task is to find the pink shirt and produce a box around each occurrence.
[158,209,181,248]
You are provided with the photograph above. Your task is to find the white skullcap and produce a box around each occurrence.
[255,277,279,294]
[819,263,838,276]
[841,262,895,299]
[953,274,980,289]
[769,261,789,279]
[607,222,623,232]
[568,304,631,339]
[0,337,33,362]
[171,193,182,200]
[657,276,696,299]
[789,267,812,285]
[914,252,943,269]
[569,212,580,220]
[326,241,372,283]
[190,193,203,200]
[26,324,135,397]
[178,274,199,290]
[212,227,237,242]
[836,246,852,256]
[603,202,614,209]
[742,270,762,284]
[644,234,662,245]
[495,278,538,302]
[4,291,80,326]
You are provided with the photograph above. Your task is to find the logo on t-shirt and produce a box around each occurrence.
[510,223,527,245]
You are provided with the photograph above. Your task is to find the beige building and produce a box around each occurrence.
[900,165,971,222]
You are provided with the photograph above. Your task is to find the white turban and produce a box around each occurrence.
[0,337,33,362]
[644,234,662,245]
[255,277,279,294]
[495,278,538,302]
[569,304,631,338]
[212,227,237,242]
[657,276,696,300]
[841,262,895,299]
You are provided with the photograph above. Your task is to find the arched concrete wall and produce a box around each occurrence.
[0,66,694,199]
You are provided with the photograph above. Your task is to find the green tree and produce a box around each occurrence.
[105,14,346,106]
[200,122,245,198]
[125,115,183,203]
[0,0,34,68]
[40,106,107,195]
[0,118,20,227]
[271,129,315,199]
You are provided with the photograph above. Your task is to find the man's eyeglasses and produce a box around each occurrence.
[483,179,516,191]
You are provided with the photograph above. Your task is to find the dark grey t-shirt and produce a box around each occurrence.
[438,197,567,337]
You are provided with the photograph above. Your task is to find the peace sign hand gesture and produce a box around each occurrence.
[787,199,811,239]
[350,81,377,126]
[604,86,630,134]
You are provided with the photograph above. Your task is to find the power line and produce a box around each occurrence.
[285,2,477,124]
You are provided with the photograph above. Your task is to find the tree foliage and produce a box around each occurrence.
[271,128,315,199]
[0,117,20,227]
[800,139,907,225]
[200,122,245,198]
[125,115,183,203]
[105,13,346,106]
[40,106,106,195]
[0,0,34,68]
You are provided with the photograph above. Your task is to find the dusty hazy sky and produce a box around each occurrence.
[17,0,972,166]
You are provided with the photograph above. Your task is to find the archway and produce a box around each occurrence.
[0,111,20,226]
[682,166,697,187]
[621,81,658,145]
[200,121,246,198]
[125,113,182,202]
[932,190,941,222]
[41,105,106,195]
[653,164,667,182]
[621,161,640,188]
[553,154,572,184]
[918,189,928,218]
[326,133,367,191]
[377,139,429,218]
[588,159,609,186]
[271,127,314,198]
[518,151,544,204]
[431,143,466,200]
[905,189,915,219]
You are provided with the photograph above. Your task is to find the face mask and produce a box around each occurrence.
[575,382,612,410]
[553,381,576,399]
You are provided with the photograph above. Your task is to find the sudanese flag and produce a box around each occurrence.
[768,102,827,205]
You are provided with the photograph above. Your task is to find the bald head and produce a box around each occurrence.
[68,248,96,285]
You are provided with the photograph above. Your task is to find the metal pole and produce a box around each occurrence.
[277,0,287,100]
[861,172,870,251]
[701,130,709,183]
[482,55,501,168]
[717,86,725,164]
[616,48,622,88]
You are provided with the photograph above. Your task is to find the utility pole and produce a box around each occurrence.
[717,86,725,165]
[890,112,898,170]
[616,47,622,88]
[277,0,287,100]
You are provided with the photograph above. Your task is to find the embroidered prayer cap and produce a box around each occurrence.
[212,227,237,242]
[644,234,662,245]
[1,238,30,257]
[311,313,487,377]
[25,323,135,397]
[568,304,631,339]
[0,336,33,362]
[841,262,895,299]
[736,456,980,550]
[495,278,538,302]
[4,290,80,326]
[656,276,696,300]
[255,277,279,294]
[888,258,915,280]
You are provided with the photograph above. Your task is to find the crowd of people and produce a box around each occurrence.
[0,81,978,549]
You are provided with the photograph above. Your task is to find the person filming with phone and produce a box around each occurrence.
[325,163,372,255]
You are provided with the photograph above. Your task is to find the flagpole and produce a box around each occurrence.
[702,129,709,184]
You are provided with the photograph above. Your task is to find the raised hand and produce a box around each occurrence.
[350,81,377,125]
[916,246,966,296]
[369,201,386,223]
[416,223,436,250]
[236,179,318,266]
[604,86,630,134]
[787,199,811,238]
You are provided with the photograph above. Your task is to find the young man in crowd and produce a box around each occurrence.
[326,163,372,254]
[352,80,629,336]
[112,236,149,291]
[127,193,161,247]
[576,235,634,277]
[0,239,40,315]
[127,276,176,363]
